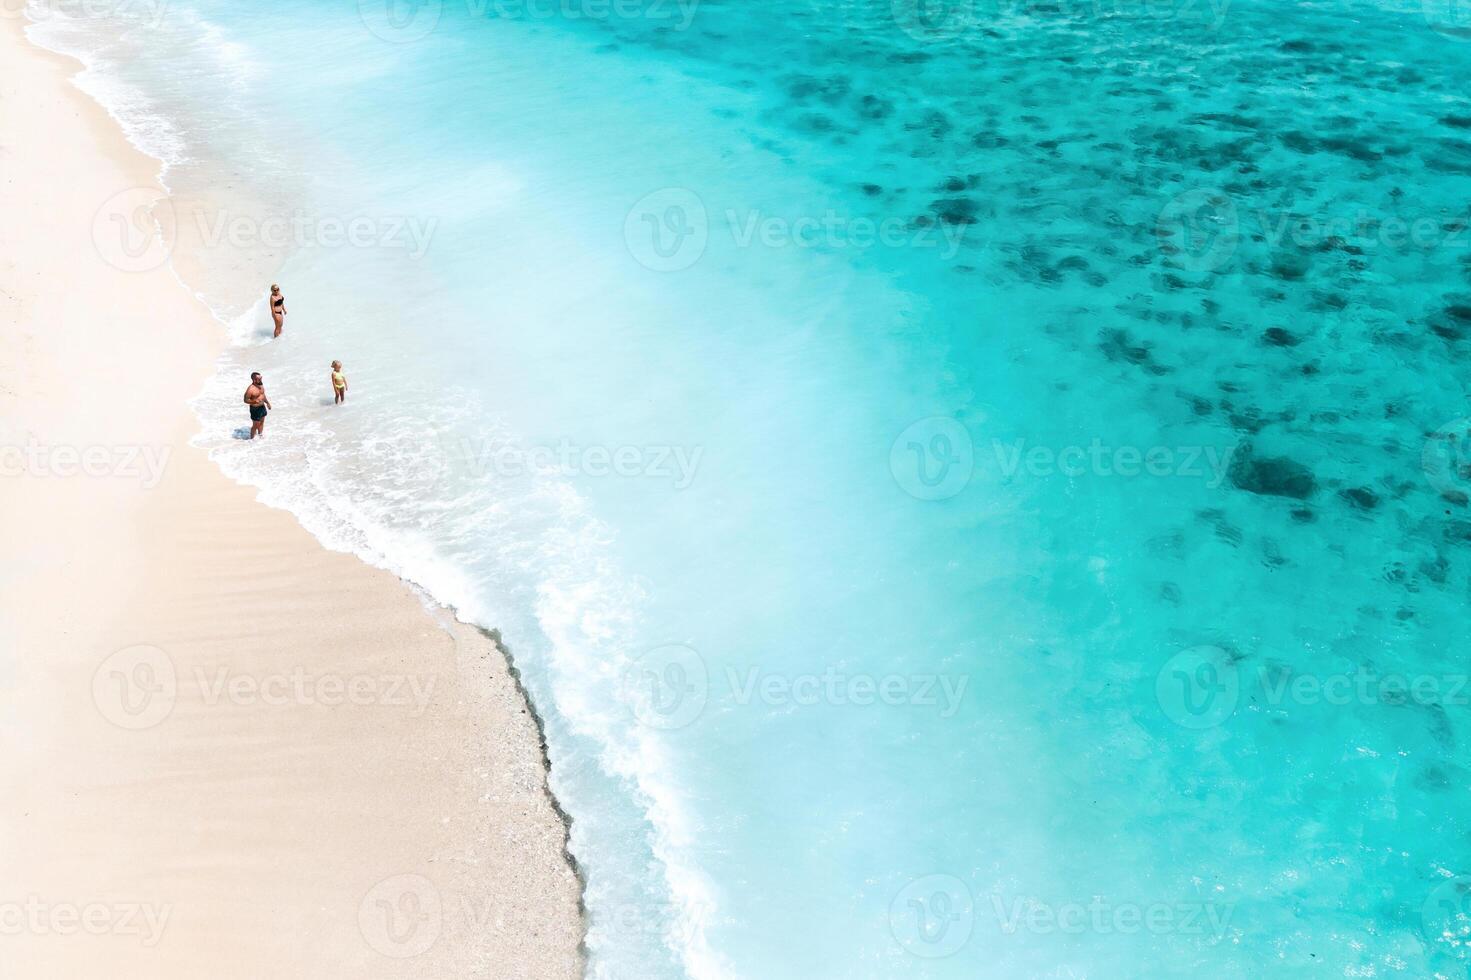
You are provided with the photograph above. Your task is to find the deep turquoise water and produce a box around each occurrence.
[30,0,1471,974]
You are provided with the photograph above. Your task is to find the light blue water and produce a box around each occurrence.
[30,0,1471,975]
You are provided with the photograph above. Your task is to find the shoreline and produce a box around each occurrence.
[0,13,584,979]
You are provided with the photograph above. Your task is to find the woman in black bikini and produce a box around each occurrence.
[270,283,286,337]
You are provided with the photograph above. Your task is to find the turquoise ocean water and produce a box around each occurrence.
[28,0,1471,974]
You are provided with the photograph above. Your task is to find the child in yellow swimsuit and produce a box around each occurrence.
[331,360,347,404]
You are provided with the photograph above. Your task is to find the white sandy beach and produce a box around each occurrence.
[0,15,582,979]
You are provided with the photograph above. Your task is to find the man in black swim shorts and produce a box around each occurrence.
[244,372,272,440]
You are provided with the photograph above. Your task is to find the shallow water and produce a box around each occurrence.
[29,0,1471,974]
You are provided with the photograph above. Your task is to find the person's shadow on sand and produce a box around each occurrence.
[231,427,253,440]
